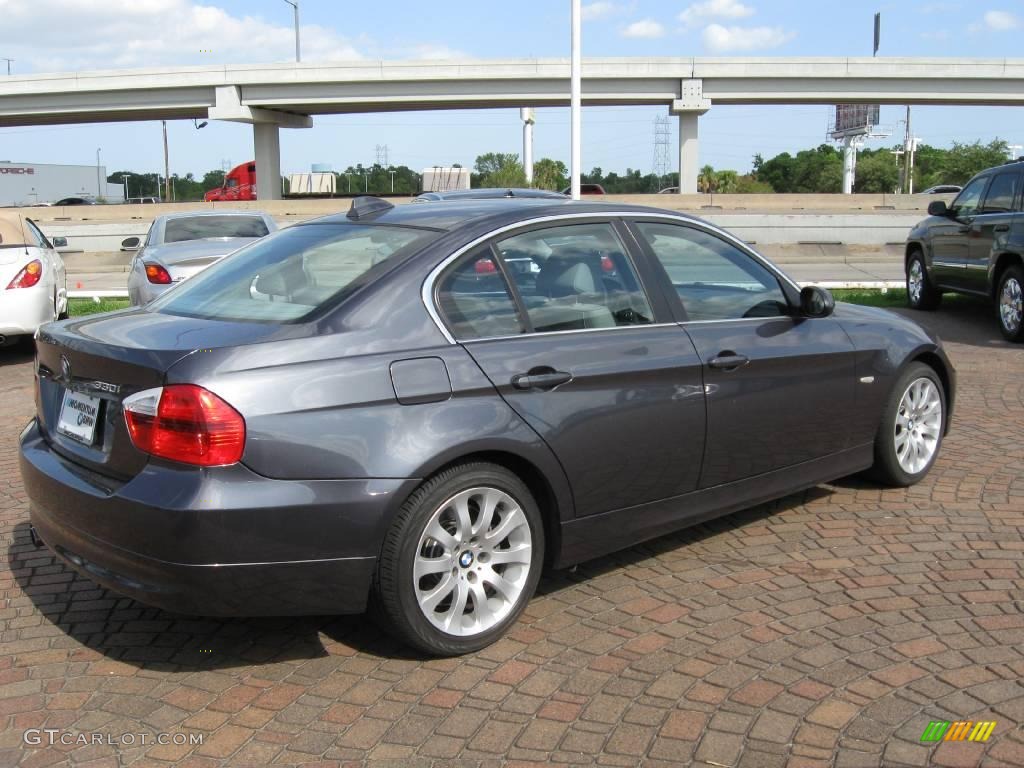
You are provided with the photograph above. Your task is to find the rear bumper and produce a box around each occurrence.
[0,285,52,336]
[20,419,418,616]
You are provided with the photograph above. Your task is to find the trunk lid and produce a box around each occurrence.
[34,307,290,480]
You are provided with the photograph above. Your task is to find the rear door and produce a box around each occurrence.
[627,219,859,489]
[931,175,989,289]
[967,168,1021,293]
[434,218,707,518]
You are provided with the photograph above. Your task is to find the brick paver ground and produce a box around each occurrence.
[2,296,1022,767]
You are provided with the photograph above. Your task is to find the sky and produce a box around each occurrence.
[1,0,1023,181]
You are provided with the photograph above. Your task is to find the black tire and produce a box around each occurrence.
[869,362,946,487]
[906,250,942,310]
[373,462,544,656]
[995,264,1024,343]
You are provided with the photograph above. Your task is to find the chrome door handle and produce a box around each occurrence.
[511,369,572,391]
[708,353,750,371]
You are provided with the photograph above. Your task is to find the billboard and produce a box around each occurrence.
[831,104,881,138]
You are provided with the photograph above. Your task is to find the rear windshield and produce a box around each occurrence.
[164,216,270,242]
[149,223,437,323]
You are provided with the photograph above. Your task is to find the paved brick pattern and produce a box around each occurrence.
[2,297,1023,767]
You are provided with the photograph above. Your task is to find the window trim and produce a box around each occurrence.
[434,245,528,339]
[423,212,802,344]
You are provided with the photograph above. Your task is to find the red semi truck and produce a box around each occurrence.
[204,162,257,201]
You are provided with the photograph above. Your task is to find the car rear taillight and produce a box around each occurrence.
[123,385,245,466]
[474,258,498,275]
[6,259,42,289]
[144,263,172,284]
[600,255,615,273]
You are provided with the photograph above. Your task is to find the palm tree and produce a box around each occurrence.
[698,164,717,193]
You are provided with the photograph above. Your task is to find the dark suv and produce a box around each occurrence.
[905,159,1024,341]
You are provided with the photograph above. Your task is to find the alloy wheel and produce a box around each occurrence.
[1000,276,1023,335]
[413,487,532,637]
[908,259,924,306]
[894,377,942,475]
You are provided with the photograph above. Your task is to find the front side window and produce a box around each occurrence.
[163,215,270,243]
[951,176,989,217]
[635,222,789,322]
[151,223,436,323]
[980,172,1020,214]
[494,223,653,333]
[436,249,523,339]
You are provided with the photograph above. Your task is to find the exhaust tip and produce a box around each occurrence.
[28,525,43,548]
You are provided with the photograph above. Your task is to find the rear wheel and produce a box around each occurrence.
[870,362,946,487]
[996,264,1024,343]
[906,251,942,310]
[373,462,544,656]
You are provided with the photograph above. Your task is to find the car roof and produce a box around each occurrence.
[417,188,569,201]
[154,210,273,222]
[304,198,694,232]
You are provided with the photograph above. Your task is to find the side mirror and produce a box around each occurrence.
[121,236,141,251]
[799,286,835,318]
[927,200,948,217]
[51,236,68,248]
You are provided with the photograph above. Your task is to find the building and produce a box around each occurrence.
[0,161,125,206]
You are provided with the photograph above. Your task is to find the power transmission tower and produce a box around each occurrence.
[652,115,671,184]
[375,144,390,167]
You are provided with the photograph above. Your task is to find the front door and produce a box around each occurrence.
[932,175,989,290]
[433,221,707,518]
[967,169,1022,294]
[628,220,859,489]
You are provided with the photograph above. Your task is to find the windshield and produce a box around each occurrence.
[163,215,269,243]
[150,223,438,323]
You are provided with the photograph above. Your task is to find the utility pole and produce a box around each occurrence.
[162,121,171,202]
[96,148,102,198]
[389,170,396,193]
[122,174,129,201]
[569,0,582,200]
[282,0,300,62]
[1,58,12,76]
[902,106,913,195]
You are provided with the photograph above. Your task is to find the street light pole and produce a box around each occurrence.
[1,58,12,76]
[96,148,102,198]
[569,0,582,200]
[162,121,171,202]
[122,174,129,202]
[282,0,300,62]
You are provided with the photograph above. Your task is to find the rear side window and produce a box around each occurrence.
[436,250,523,339]
[981,172,1020,214]
[150,223,436,323]
[494,223,654,332]
[164,216,270,243]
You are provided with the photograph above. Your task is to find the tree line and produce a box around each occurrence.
[106,138,1012,200]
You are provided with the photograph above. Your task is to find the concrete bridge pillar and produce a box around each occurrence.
[254,124,282,200]
[671,79,711,194]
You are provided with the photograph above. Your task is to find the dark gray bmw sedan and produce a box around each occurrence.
[21,198,955,655]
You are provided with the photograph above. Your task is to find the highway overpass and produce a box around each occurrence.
[3,57,1022,196]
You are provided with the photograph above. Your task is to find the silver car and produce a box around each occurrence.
[126,212,277,305]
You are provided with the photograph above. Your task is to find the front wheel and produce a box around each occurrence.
[906,251,942,310]
[373,462,544,656]
[996,264,1024,343]
[870,362,946,487]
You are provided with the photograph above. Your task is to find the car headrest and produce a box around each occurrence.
[536,250,605,298]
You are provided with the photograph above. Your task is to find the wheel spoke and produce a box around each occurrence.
[453,496,473,541]
[441,579,469,632]
[487,544,532,566]
[484,505,525,546]
[468,582,495,629]
[482,570,520,603]
[414,553,453,580]
[418,570,457,613]
[474,489,502,537]
[424,520,457,552]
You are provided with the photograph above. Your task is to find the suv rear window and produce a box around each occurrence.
[150,223,437,322]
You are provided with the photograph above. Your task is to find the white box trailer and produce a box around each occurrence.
[421,167,471,193]
[287,172,337,196]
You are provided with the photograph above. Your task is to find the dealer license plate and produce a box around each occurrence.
[57,390,102,445]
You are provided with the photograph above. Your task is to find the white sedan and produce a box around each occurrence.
[0,212,67,347]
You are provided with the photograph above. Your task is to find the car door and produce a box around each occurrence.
[931,175,989,290]
[433,219,707,518]
[967,168,1021,294]
[627,219,859,489]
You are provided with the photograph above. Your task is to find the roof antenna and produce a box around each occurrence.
[347,196,394,220]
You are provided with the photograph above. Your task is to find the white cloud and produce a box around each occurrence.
[920,30,952,40]
[976,10,1020,30]
[582,1,620,21]
[679,0,755,27]
[622,19,665,38]
[702,23,795,51]
[0,0,461,73]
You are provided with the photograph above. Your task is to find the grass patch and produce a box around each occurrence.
[831,288,908,308]
[68,297,131,317]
